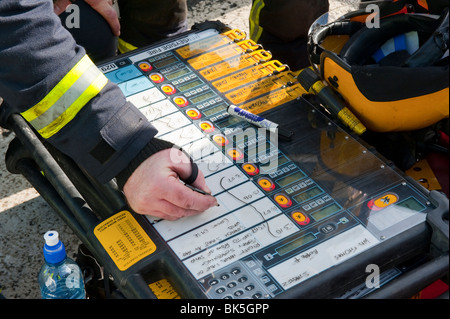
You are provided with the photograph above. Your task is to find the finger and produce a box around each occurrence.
[158,199,206,219]
[142,210,175,221]
[85,0,121,36]
[167,148,212,194]
[139,199,206,220]
[53,0,72,15]
[102,6,121,36]
[167,148,195,181]
[164,176,218,212]
[99,5,121,36]
[189,169,212,195]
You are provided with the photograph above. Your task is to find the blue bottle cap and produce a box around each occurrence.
[43,231,66,264]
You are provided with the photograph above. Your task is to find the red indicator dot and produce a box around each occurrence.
[173,96,189,107]
[186,108,202,120]
[213,134,229,146]
[138,62,152,72]
[242,163,259,176]
[162,84,176,95]
[149,72,164,83]
[257,177,275,191]
[274,193,292,208]
[228,148,244,161]
[200,121,215,133]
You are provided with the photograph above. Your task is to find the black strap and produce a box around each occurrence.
[181,158,198,185]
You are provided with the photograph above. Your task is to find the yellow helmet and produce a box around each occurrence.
[307,0,449,132]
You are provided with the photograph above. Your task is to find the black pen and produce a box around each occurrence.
[184,183,220,206]
[184,183,213,196]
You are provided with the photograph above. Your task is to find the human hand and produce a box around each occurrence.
[122,148,218,220]
[53,0,120,36]
[85,0,120,36]
[53,0,71,15]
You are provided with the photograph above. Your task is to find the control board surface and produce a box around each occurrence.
[98,24,434,299]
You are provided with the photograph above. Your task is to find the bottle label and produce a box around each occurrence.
[66,266,82,288]
[94,210,157,271]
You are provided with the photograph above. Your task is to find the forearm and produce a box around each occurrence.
[0,0,156,183]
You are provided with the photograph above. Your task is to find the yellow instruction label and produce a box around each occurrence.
[188,44,245,70]
[225,76,285,104]
[239,84,305,114]
[199,50,272,82]
[225,70,299,104]
[212,65,268,93]
[212,61,287,93]
[176,34,235,59]
[149,279,181,299]
[199,55,256,81]
[94,211,156,271]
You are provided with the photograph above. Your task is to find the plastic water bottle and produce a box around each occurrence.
[38,231,86,299]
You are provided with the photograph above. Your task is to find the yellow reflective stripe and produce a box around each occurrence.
[38,72,108,139]
[249,0,265,42]
[30,64,100,131]
[21,55,93,122]
[21,55,108,139]
[118,38,138,54]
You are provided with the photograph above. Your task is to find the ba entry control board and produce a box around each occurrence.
[98,24,436,299]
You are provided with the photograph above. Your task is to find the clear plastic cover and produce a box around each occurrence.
[99,26,432,299]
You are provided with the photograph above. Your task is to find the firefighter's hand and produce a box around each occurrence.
[53,0,72,15]
[122,149,218,220]
[54,0,120,36]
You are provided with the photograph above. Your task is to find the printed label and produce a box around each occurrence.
[187,44,244,70]
[148,279,181,299]
[239,85,304,114]
[99,63,118,73]
[212,65,267,93]
[94,211,156,271]
[176,34,232,59]
[268,225,379,290]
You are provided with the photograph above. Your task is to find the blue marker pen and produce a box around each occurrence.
[227,105,293,140]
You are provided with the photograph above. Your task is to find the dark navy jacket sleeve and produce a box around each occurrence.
[0,0,158,183]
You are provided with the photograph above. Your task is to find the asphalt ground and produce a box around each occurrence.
[0,0,358,299]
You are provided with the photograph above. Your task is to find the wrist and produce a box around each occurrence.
[116,138,174,189]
